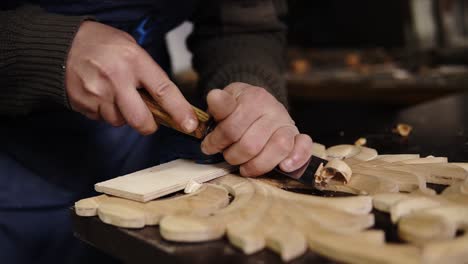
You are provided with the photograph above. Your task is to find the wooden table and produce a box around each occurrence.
[72,92,468,263]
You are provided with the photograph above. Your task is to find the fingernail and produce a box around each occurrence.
[239,167,247,177]
[200,141,209,154]
[182,118,197,132]
[282,159,294,172]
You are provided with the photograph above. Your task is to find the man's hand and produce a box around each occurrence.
[65,21,198,135]
[201,83,313,177]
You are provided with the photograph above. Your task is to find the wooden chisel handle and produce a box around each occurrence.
[138,89,213,139]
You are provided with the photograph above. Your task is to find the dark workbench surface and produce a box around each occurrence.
[72,92,468,263]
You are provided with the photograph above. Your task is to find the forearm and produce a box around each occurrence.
[0,5,90,116]
[188,0,288,106]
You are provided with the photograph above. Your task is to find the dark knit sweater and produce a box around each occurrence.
[0,1,287,117]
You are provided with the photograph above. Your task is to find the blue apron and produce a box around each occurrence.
[0,1,205,263]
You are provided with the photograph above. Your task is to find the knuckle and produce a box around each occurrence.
[89,58,122,80]
[107,119,119,127]
[107,116,124,127]
[132,121,147,132]
[85,112,100,121]
[141,126,157,135]
[83,82,108,99]
[288,155,301,165]
[242,163,262,177]
[152,81,175,98]
[120,45,140,63]
[81,104,95,113]
[109,120,121,127]
[276,100,289,114]
[223,151,240,165]
[273,134,294,154]
[224,82,246,90]
[125,112,145,129]
[300,136,314,157]
[245,87,274,106]
[252,87,269,98]
[132,121,155,135]
[223,153,235,164]
[219,125,240,143]
[224,82,251,96]
[120,31,137,43]
[205,134,219,151]
[230,82,246,86]
[241,140,263,157]
[302,134,314,147]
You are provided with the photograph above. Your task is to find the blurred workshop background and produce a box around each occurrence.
[167,0,468,146]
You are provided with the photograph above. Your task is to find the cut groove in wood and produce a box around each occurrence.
[325,173,399,195]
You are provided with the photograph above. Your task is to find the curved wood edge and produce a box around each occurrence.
[76,184,229,228]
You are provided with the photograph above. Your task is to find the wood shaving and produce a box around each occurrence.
[393,123,413,137]
[315,158,352,186]
[184,179,203,194]
[354,137,367,146]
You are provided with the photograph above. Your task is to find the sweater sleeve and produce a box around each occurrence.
[188,0,288,106]
[0,5,91,116]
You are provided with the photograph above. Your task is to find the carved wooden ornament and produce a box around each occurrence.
[76,143,468,263]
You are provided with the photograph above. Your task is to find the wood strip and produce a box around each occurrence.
[375,154,420,162]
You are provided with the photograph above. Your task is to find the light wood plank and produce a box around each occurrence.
[95,159,235,202]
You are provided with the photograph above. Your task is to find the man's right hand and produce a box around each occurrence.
[65,21,198,135]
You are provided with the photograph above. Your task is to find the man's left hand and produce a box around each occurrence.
[201,83,313,177]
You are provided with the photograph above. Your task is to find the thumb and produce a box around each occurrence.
[206,89,237,122]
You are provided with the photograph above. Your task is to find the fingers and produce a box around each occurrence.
[201,89,238,155]
[136,51,198,133]
[201,105,264,155]
[240,126,298,177]
[99,103,125,127]
[202,83,312,177]
[201,86,274,155]
[115,81,157,135]
[66,22,170,134]
[66,67,99,115]
[206,89,237,121]
[279,134,314,172]
[83,111,101,121]
[222,116,277,165]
